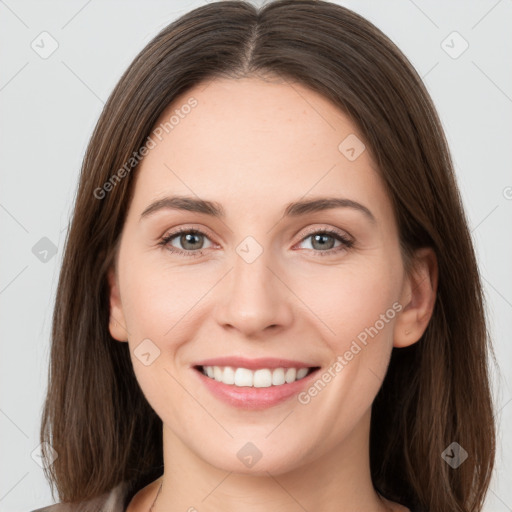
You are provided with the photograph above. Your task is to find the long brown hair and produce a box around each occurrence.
[40,1,496,511]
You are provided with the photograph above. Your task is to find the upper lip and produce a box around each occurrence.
[192,356,318,370]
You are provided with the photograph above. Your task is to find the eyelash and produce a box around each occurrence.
[158,226,354,258]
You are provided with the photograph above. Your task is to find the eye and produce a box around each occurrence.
[158,226,354,258]
[295,228,354,256]
[158,228,213,257]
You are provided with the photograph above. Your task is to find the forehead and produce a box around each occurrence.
[130,76,391,222]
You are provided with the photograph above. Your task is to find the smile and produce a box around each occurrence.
[192,364,322,410]
[197,365,318,387]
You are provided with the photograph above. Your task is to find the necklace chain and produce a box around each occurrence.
[148,481,162,512]
[148,481,392,512]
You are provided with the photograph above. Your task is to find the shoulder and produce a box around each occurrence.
[30,506,69,512]
[29,480,131,512]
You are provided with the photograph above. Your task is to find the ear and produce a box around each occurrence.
[393,247,438,348]
[107,266,129,342]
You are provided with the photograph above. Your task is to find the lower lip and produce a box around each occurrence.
[193,367,320,410]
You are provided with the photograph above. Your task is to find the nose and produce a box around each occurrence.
[214,247,294,337]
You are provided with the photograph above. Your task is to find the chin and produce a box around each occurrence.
[202,446,307,477]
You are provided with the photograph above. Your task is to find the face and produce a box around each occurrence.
[108,76,431,475]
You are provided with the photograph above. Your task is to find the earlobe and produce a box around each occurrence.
[393,247,438,348]
[107,266,129,342]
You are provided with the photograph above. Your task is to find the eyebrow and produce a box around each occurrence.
[140,195,376,223]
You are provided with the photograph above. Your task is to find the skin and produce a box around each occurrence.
[108,76,437,512]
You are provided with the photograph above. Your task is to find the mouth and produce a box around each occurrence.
[192,364,322,409]
[193,364,320,387]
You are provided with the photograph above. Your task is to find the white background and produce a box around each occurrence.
[0,1,511,511]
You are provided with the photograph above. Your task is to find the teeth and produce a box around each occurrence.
[272,368,286,386]
[297,368,309,379]
[223,366,235,385]
[235,367,253,387]
[285,368,296,383]
[201,366,312,387]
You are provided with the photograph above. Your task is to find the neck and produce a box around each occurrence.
[148,409,393,512]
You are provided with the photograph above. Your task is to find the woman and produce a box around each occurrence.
[33,1,496,511]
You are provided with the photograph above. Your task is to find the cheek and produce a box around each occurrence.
[117,251,205,419]
[292,257,401,350]
[291,260,401,425]
[119,246,217,341]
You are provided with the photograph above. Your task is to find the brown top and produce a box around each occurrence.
[30,480,420,512]
[30,480,135,512]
